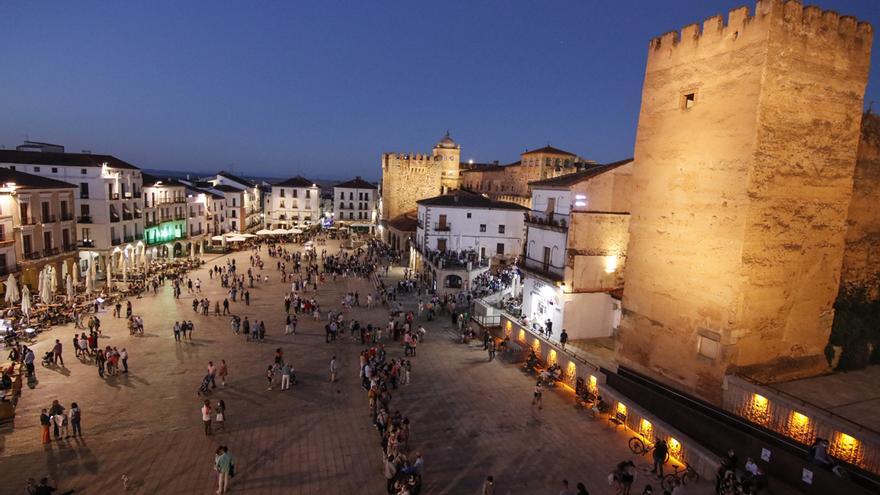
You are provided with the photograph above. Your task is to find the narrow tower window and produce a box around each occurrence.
[682,92,697,110]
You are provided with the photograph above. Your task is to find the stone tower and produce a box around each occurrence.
[617,0,873,401]
[381,133,461,220]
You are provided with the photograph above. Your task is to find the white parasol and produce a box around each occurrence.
[5,273,19,305]
[242,233,256,238]
[72,262,80,285]
[37,270,44,302]
[86,265,95,293]
[49,266,57,299]
[21,285,31,316]
[256,229,273,236]
[39,268,51,304]
[123,258,128,282]
[106,261,114,289]
[66,273,75,302]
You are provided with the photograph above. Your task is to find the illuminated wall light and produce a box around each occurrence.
[745,393,771,426]
[668,437,682,459]
[505,320,512,337]
[785,411,814,445]
[589,375,598,394]
[548,349,557,365]
[532,338,541,353]
[518,329,526,343]
[639,418,653,439]
[604,255,618,274]
[830,432,865,468]
[616,402,627,416]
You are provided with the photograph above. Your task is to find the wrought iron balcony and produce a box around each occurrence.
[433,222,451,232]
[78,215,92,224]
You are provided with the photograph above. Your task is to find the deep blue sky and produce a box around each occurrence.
[2,1,878,181]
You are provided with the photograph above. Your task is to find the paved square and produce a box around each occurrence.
[0,241,715,494]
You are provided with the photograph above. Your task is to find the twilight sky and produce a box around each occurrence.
[1,1,878,181]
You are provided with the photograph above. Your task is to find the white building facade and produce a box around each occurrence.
[520,160,632,342]
[333,176,377,231]
[269,176,320,229]
[412,190,526,293]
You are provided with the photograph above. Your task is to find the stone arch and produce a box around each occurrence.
[444,274,463,289]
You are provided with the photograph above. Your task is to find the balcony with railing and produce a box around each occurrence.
[124,235,134,243]
[519,256,565,282]
[122,212,133,221]
[0,263,21,276]
[61,213,75,222]
[525,210,569,231]
[42,214,57,223]
[110,193,120,200]
[79,240,95,248]
[110,212,120,223]
[135,233,144,240]
[63,243,77,252]
[111,237,122,246]
[43,247,59,257]
[20,216,37,226]
[0,236,13,247]
[24,251,41,260]
[174,213,186,221]
[80,192,90,199]
[433,222,452,232]
[145,218,157,227]
[78,215,92,224]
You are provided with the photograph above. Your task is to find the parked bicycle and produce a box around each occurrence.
[628,436,670,463]
[661,462,699,491]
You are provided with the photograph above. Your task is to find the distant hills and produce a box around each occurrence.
[143,169,376,190]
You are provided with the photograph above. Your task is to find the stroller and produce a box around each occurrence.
[41,351,55,367]
[197,374,212,396]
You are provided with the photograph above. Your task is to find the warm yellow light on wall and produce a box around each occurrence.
[604,255,618,274]
[617,402,627,416]
[639,418,653,439]
[532,338,541,353]
[589,375,598,394]
[830,432,865,468]
[548,349,557,365]
[505,320,512,336]
[783,410,814,445]
[668,437,682,459]
[518,329,526,342]
[745,393,771,426]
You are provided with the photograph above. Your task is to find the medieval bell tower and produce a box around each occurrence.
[433,131,462,193]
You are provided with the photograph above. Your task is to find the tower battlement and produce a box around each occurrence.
[647,0,872,70]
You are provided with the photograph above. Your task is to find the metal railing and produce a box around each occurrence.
[111,237,121,246]
[134,233,144,240]
[525,210,569,228]
[122,212,133,221]
[110,214,120,223]
[20,217,37,226]
[520,256,565,281]
[78,215,92,223]
[79,240,95,248]
[24,251,41,260]
[43,247,59,257]
[63,243,77,252]
[433,222,451,231]
[42,214,57,223]
[0,264,21,276]
[110,193,120,200]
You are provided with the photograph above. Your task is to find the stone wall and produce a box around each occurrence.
[840,113,880,299]
[380,154,443,220]
[618,0,873,402]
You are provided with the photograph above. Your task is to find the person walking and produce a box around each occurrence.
[52,340,64,366]
[266,365,274,391]
[207,361,217,389]
[214,445,234,494]
[488,339,496,361]
[201,399,213,435]
[218,360,228,387]
[560,329,569,350]
[532,380,543,410]
[330,356,338,383]
[24,347,35,378]
[576,482,590,495]
[216,400,226,432]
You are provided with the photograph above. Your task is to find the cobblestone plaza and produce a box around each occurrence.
[1,241,718,494]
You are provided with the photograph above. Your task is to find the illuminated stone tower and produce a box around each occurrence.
[618,0,873,400]
[381,133,461,220]
[434,131,462,194]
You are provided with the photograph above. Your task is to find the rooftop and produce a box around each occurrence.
[216,170,256,188]
[213,184,245,193]
[0,149,140,170]
[528,158,633,188]
[335,176,377,190]
[274,176,315,188]
[386,211,419,232]
[416,189,527,210]
[142,173,186,188]
[521,145,576,157]
[0,167,77,190]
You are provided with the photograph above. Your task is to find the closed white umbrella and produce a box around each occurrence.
[37,270,44,301]
[66,273,75,302]
[123,259,128,282]
[21,285,31,316]
[40,269,51,304]
[106,261,114,289]
[49,266,57,300]
[86,266,95,294]
[72,262,80,285]
[5,274,19,306]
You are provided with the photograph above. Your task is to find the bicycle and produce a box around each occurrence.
[628,437,670,463]
[661,462,699,491]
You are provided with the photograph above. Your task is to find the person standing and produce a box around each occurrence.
[559,479,575,495]
[70,402,82,437]
[39,409,51,444]
[120,348,129,373]
[214,446,234,494]
[280,363,291,391]
[49,400,64,439]
[482,475,495,495]
[560,329,569,350]
[488,339,496,361]
[201,399,212,435]
[575,482,590,495]
[651,438,668,478]
[24,347,35,378]
[207,361,217,389]
[173,321,181,342]
[215,400,226,432]
[329,356,338,383]
[52,340,64,366]
[266,365,274,391]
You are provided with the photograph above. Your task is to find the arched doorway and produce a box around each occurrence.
[444,274,463,289]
